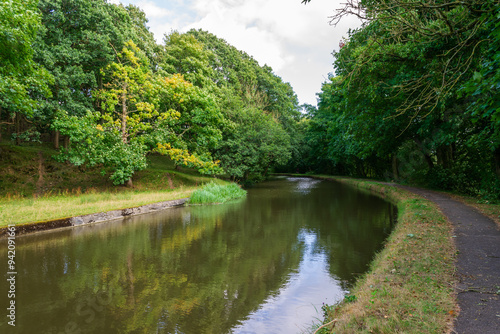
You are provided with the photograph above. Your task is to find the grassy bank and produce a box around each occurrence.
[188,181,247,205]
[0,142,218,226]
[310,176,457,333]
[0,187,199,226]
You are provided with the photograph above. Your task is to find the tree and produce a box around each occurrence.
[33,0,161,149]
[153,73,223,156]
[53,41,221,185]
[124,4,161,71]
[215,107,291,183]
[53,41,154,185]
[160,31,216,90]
[302,0,500,198]
[0,0,51,143]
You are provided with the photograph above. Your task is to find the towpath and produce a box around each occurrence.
[399,186,500,334]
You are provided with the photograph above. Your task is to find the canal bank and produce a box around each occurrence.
[305,176,457,333]
[0,176,393,333]
[0,181,246,238]
[0,197,188,237]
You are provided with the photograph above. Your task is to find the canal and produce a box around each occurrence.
[0,176,395,333]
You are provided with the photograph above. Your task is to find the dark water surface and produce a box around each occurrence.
[0,177,395,333]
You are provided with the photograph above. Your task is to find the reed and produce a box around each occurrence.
[188,182,246,204]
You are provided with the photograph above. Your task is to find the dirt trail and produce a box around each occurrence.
[399,185,500,334]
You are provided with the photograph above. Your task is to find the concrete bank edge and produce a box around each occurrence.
[0,198,188,238]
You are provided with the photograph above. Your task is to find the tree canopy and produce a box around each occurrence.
[2,0,498,198]
[299,0,500,199]
[0,1,300,185]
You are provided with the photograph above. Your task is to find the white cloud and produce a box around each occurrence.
[133,0,170,18]
[108,0,362,105]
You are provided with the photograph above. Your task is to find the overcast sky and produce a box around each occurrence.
[109,0,362,106]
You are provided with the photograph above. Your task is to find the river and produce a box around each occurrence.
[0,176,395,333]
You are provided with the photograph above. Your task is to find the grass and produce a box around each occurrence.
[307,176,457,334]
[188,181,247,205]
[0,141,218,226]
[0,187,200,226]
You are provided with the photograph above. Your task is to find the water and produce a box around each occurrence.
[0,177,395,333]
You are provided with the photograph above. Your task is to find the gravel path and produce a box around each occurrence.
[399,186,500,334]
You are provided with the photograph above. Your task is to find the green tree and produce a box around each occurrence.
[181,30,301,180]
[54,42,221,185]
[0,0,51,142]
[34,0,160,148]
[153,73,223,157]
[303,0,500,198]
[215,107,291,183]
[160,31,216,90]
[124,4,161,71]
[53,41,154,185]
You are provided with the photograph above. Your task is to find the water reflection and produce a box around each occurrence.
[0,177,394,333]
[233,229,344,334]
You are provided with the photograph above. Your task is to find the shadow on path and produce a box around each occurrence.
[399,185,500,334]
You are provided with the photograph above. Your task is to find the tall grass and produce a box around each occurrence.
[188,182,246,204]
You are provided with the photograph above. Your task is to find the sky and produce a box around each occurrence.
[108,0,362,106]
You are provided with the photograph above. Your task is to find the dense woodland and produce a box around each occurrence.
[295,0,500,200]
[0,0,301,186]
[1,0,499,199]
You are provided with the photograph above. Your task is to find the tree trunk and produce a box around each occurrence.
[437,145,453,169]
[424,154,434,170]
[15,112,21,145]
[494,147,500,178]
[126,178,133,187]
[414,138,434,170]
[121,85,128,144]
[54,130,60,150]
[63,135,70,149]
[392,154,398,180]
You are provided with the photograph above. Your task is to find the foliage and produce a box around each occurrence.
[155,143,222,175]
[181,30,300,182]
[160,31,216,90]
[215,107,292,183]
[299,0,500,199]
[153,73,223,155]
[0,0,51,121]
[34,0,121,122]
[188,181,246,204]
[52,110,148,185]
[53,42,222,185]
[1,0,302,187]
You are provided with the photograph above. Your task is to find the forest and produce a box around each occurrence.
[297,0,500,200]
[0,0,301,186]
[1,0,499,200]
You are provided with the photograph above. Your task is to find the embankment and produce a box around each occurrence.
[308,176,457,333]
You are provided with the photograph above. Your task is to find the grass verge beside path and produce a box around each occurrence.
[310,176,457,334]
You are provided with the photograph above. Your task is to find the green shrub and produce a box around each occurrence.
[188,182,246,204]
